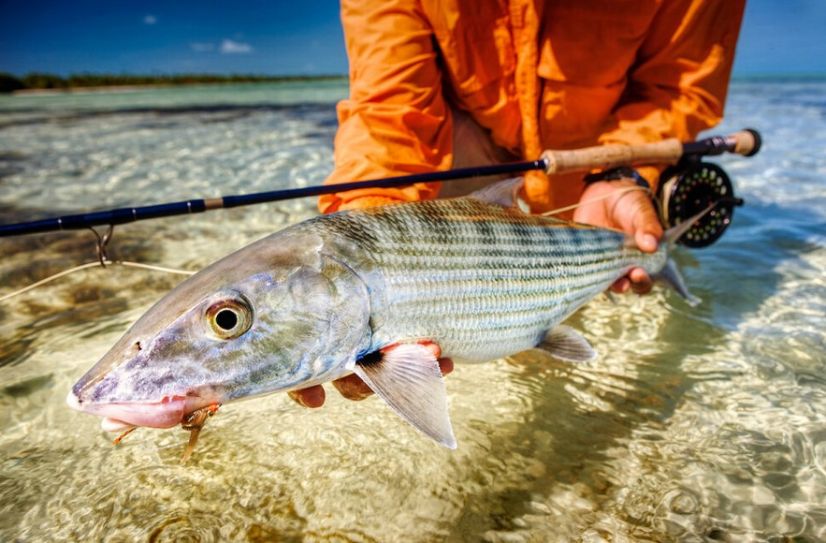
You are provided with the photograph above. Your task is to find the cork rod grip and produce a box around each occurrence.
[541,139,684,175]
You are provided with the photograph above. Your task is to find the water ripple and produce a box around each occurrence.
[1,80,825,541]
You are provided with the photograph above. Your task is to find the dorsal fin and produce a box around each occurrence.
[467,177,529,212]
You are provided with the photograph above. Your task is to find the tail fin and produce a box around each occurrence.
[656,259,701,307]
[663,203,717,247]
[655,204,715,307]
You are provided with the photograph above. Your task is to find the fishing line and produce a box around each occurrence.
[0,259,195,303]
[88,224,115,267]
[119,261,196,275]
[1,185,651,305]
[540,185,651,217]
[0,128,760,239]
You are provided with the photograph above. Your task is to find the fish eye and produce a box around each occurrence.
[215,309,237,330]
[206,298,252,339]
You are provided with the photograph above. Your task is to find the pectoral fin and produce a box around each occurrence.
[354,343,456,449]
[537,325,597,362]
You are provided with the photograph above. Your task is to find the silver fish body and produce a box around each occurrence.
[68,190,676,445]
[315,197,667,363]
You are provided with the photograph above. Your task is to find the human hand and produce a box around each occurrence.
[572,179,663,294]
[289,344,454,408]
[298,194,455,408]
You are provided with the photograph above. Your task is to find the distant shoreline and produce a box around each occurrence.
[11,80,348,97]
[14,84,174,96]
[3,72,825,95]
[0,73,347,94]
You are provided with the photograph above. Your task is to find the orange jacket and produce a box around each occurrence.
[320,0,745,214]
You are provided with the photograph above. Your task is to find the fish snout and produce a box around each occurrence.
[66,390,83,412]
[65,387,186,429]
[66,389,219,431]
[66,390,128,432]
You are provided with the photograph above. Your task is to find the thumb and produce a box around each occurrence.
[630,195,663,253]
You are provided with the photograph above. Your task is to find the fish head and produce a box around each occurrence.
[67,230,370,432]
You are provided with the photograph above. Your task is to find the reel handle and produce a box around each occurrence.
[540,128,762,175]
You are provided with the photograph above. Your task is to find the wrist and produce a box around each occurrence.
[584,166,650,190]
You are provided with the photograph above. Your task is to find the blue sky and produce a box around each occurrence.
[0,0,824,76]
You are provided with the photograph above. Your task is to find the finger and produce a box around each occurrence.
[419,343,452,374]
[419,342,452,375]
[629,267,651,284]
[630,196,664,253]
[611,277,631,293]
[420,342,442,359]
[332,373,374,401]
[288,385,326,408]
[635,231,660,254]
[628,267,653,294]
[438,357,454,376]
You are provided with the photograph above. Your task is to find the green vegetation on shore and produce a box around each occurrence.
[0,73,346,93]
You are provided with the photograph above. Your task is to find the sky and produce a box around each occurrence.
[0,0,824,77]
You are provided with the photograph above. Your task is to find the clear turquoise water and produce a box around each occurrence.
[0,80,824,541]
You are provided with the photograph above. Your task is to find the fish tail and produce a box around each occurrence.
[663,204,717,247]
[653,203,716,307]
[656,258,701,307]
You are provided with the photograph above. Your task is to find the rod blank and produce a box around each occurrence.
[0,160,545,237]
[0,128,761,238]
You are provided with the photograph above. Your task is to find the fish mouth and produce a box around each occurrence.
[66,391,215,431]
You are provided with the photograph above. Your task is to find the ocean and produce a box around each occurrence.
[0,79,824,541]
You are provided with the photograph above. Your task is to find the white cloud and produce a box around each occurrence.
[220,39,253,54]
[143,14,157,25]
[190,42,215,52]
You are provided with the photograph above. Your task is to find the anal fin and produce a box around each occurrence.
[354,343,456,449]
[537,325,597,363]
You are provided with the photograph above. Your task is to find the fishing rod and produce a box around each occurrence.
[0,128,761,241]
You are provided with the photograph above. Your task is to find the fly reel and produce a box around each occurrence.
[658,161,744,248]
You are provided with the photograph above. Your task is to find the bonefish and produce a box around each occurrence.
[67,179,698,450]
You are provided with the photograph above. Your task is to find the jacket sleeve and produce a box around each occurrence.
[597,0,746,190]
[319,0,451,214]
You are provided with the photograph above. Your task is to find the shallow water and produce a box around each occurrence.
[1,80,825,542]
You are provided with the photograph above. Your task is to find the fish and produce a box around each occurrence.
[66,178,699,450]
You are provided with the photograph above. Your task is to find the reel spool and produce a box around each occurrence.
[658,161,743,248]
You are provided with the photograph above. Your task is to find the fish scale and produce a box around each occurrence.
[314,197,667,361]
